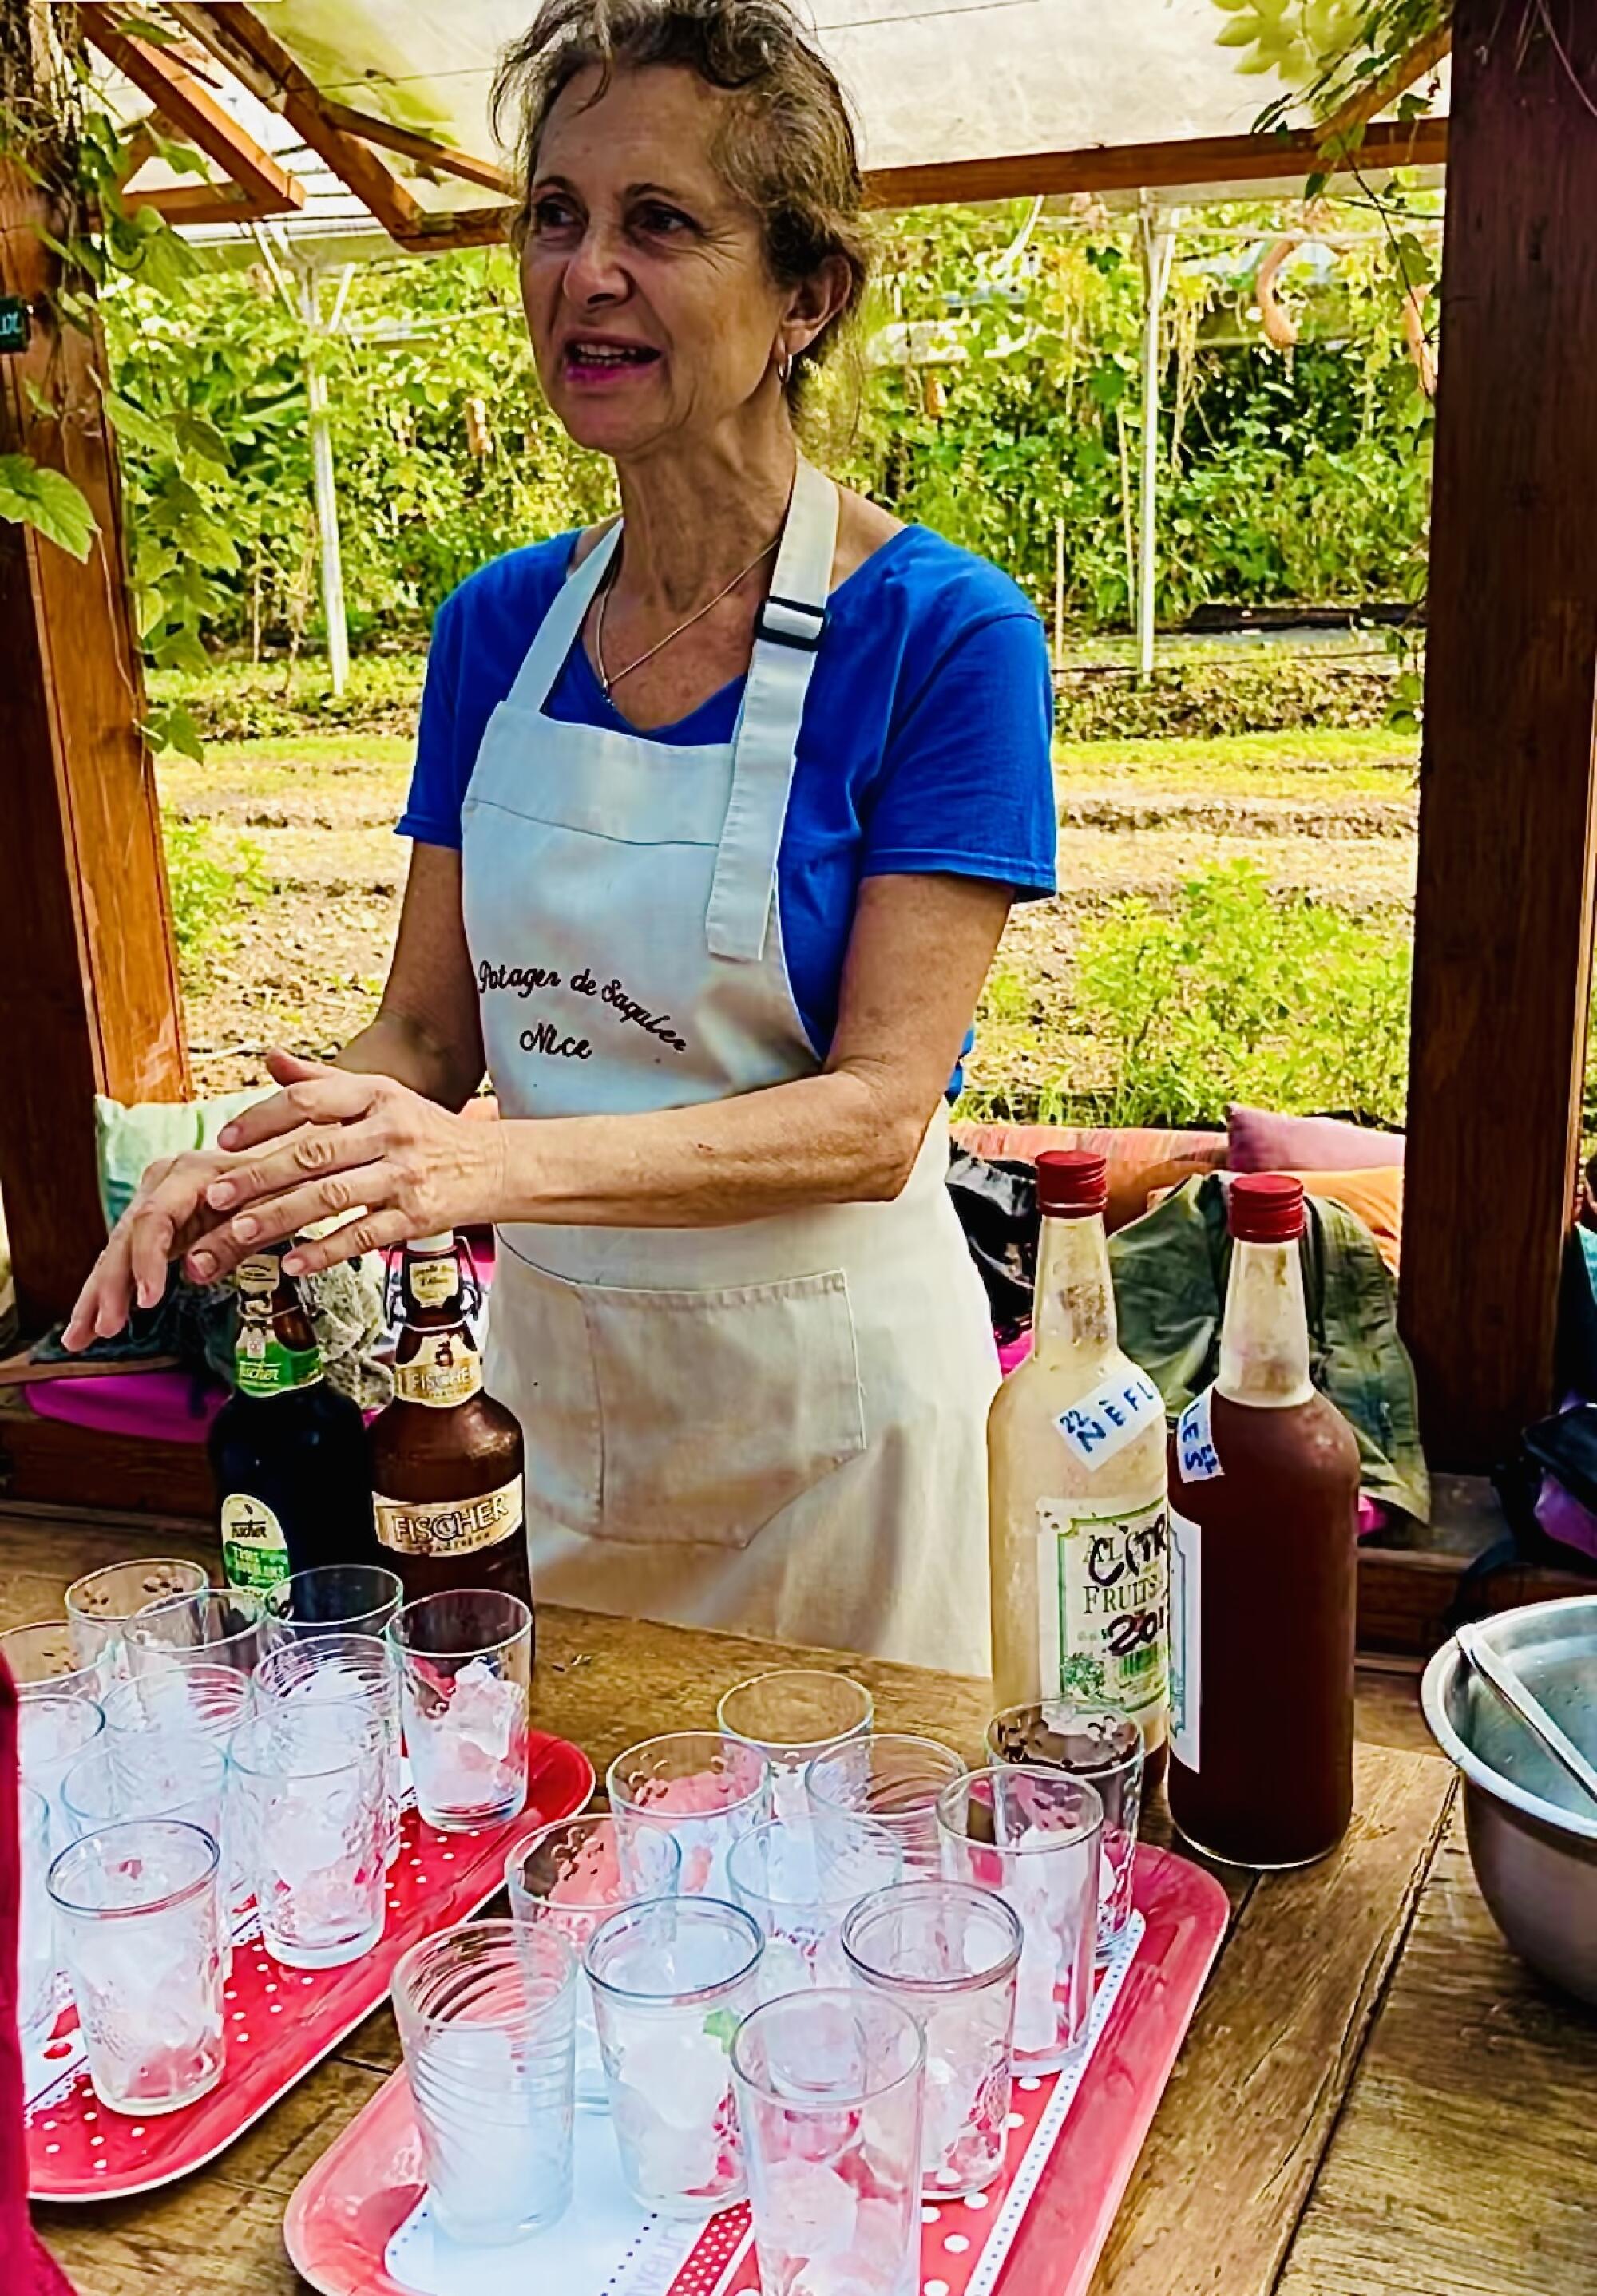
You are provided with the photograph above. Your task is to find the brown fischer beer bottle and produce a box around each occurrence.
[368,1233,533,1621]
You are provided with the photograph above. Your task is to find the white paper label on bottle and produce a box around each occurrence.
[1176,1385,1223,1483]
[1055,1366,1164,1471]
[1168,1507,1200,1771]
[220,1490,290,1594]
[374,1475,523,1558]
[1036,1494,1168,1720]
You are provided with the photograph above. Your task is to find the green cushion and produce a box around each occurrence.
[93,1088,274,1233]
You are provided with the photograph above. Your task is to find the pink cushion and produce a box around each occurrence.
[1228,1105,1405,1174]
[26,1371,223,1445]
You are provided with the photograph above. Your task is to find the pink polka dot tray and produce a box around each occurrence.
[283,1843,1227,2296]
[24,1730,595,2203]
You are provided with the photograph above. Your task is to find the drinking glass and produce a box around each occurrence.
[125,1587,268,1680]
[716,1669,874,1826]
[586,1895,764,2215]
[606,1732,771,1898]
[393,1920,577,2247]
[265,1565,404,1645]
[62,1732,227,1846]
[390,1590,532,1831]
[101,1665,254,1919]
[229,1708,386,1967]
[937,1767,1103,2072]
[505,1811,682,2110]
[985,1703,1144,1958]
[0,1620,103,1703]
[806,1732,968,1880]
[19,1691,105,1853]
[18,1783,57,2044]
[727,1817,902,2002]
[842,1879,1023,2199]
[65,1558,210,1688]
[253,1632,401,1867]
[733,1989,925,2296]
[47,1819,226,2115]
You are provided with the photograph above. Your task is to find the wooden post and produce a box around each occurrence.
[1400,0,1597,1470]
[0,21,189,1330]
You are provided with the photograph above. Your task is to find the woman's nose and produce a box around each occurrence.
[562,220,629,307]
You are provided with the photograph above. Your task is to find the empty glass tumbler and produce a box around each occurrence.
[394,1919,577,2247]
[716,1669,874,1826]
[586,1895,764,2216]
[17,1783,57,2044]
[253,1631,402,1867]
[390,1589,532,1831]
[806,1732,968,1881]
[46,1819,226,2116]
[0,1620,103,1704]
[727,1817,903,2002]
[733,1989,925,2296]
[65,1558,210,1688]
[505,1811,682,2110]
[606,1731,771,1898]
[842,1879,1023,2199]
[265,1565,404,1645]
[19,1691,105,1854]
[62,1732,227,1847]
[125,1586,268,1680]
[938,1767,1103,2072]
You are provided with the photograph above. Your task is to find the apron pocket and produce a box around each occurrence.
[581,1269,866,1550]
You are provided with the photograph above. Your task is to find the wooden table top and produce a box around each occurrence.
[7,1506,1595,2296]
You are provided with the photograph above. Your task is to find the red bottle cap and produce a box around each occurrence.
[1229,1173,1306,1243]
[1036,1149,1109,1218]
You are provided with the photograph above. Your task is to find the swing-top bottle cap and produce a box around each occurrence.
[1035,1150,1109,1218]
[408,1232,457,1253]
[1229,1174,1305,1243]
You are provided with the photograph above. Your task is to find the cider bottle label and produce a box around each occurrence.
[406,1256,459,1309]
[1167,1508,1202,1771]
[1036,1495,1169,1720]
[392,1330,484,1410]
[374,1475,524,1558]
[220,1490,291,1593]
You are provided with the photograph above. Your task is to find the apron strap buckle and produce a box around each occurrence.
[756,593,827,652]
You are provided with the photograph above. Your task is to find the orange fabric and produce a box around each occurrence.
[953,1123,1228,1235]
[1288,1167,1404,1274]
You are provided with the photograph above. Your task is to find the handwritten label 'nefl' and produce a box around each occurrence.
[1176,1386,1223,1483]
[1056,1368,1163,1470]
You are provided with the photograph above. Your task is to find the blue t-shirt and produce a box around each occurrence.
[401,523,1057,1063]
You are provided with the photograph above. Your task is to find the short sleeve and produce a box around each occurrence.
[862,611,1056,897]
[398,589,469,849]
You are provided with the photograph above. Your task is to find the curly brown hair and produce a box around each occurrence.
[491,0,870,406]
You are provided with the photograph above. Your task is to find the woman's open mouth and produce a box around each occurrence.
[563,338,661,386]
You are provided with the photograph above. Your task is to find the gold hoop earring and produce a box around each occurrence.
[777,350,794,389]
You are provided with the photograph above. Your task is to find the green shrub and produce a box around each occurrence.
[1037,861,1410,1130]
[1052,653,1399,743]
[147,653,425,742]
[164,819,267,976]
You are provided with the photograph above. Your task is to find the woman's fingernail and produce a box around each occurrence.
[283,1253,305,1276]
[218,1126,238,1148]
[190,1251,215,1279]
[208,1181,236,1208]
[233,1214,259,1241]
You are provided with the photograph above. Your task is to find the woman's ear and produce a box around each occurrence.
[782,252,854,361]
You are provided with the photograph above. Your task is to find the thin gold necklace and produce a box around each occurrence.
[594,531,780,699]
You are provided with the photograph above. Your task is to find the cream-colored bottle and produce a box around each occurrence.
[988,1149,1170,1767]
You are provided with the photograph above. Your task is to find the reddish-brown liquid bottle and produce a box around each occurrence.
[1165,1175,1360,1868]
[368,1233,533,1626]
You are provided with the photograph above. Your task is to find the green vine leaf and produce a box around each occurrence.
[0,454,97,560]
[103,390,175,457]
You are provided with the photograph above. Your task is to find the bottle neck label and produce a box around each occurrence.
[405,1254,462,1311]
[235,1324,323,1399]
[1036,1494,1169,1723]
[374,1474,524,1558]
[1055,1365,1163,1471]
[392,1328,483,1410]
[220,1490,291,1593]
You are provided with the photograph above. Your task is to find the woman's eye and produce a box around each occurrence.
[530,196,578,233]
[635,203,692,237]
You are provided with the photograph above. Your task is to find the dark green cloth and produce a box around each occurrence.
[1108,1173,1429,1522]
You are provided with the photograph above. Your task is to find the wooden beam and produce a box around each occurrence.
[0,133,190,1330]
[317,99,516,199]
[860,115,1448,211]
[1319,21,1453,152]
[173,3,422,242]
[77,3,304,213]
[125,178,300,224]
[1401,0,1597,1469]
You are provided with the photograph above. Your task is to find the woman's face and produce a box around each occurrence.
[521,63,796,460]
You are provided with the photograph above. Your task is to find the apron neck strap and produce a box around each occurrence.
[706,458,839,963]
[506,521,622,715]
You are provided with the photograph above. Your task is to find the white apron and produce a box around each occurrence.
[460,461,997,1674]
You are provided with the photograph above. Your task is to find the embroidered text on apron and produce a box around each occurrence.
[460,462,997,1673]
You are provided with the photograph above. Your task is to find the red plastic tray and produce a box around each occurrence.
[283,1843,1227,2296]
[26,1731,594,2202]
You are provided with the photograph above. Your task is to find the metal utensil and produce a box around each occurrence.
[1454,1620,1597,1815]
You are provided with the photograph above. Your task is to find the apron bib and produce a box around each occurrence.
[460,462,997,1673]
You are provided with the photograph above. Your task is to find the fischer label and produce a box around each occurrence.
[406,1257,458,1309]
[220,1490,290,1593]
[392,1330,483,1410]
[374,1475,524,1558]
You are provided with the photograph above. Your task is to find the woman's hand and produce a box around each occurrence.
[62,1146,252,1350]
[179,1051,506,1284]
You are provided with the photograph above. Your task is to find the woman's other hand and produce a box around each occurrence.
[181,1050,505,1283]
[62,1145,248,1351]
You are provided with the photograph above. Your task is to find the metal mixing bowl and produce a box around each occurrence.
[1421,1596,1597,2003]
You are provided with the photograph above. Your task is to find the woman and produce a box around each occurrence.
[65,0,1056,1673]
